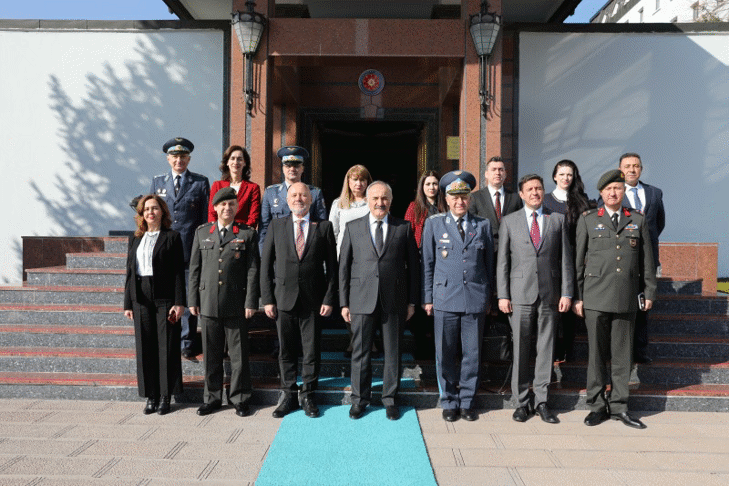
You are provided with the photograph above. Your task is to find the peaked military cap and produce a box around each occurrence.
[163,137,194,154]
[597,169,625,191]
[440,170,476,195]
[212,187,237,206]
[276,145,309,165]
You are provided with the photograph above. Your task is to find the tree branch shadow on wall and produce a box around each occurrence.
[17,33,222,280]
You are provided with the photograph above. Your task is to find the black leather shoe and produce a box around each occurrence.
[157,396,170,416]
[584,409,610,426]
[535,403,559,424]
[460,408,478,421]
[181,349,195,360]
[611,412,646,429]
[385,406,400,421]
[302,397,319,418]
[234,402,250,417]
[634,354,653,364]
[442,409,460,422]
[197,401,222,416]
[143,397,158,415]
[512,406,532,423]
[349,404,366,419]
[272,394,299,418]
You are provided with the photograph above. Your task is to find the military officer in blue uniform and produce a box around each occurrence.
[258,146,327,253]
[150,137,210,359]
[422,170,494,422]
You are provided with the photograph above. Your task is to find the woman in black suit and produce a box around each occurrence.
[123,194,186,415]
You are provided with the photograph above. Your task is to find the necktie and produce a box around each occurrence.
[174,175,180,196]
[494,191,502,221]
[612,213,619,231]
[456,217,465,241]
[530,212,540,249]
[632,187,643,211]
[375,220,384,254]
[296,220,306,259]
[220,227,227,242]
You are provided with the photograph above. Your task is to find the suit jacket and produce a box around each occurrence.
[621,181,665,268]
[259,182,327,252]
[339,214,420,315]
[123,229,186,310]
[188,221,260,318]
[496,207,574,306]
[150,170,210,264]
[575,207,657,313]
[469,186,523,248]
[421,213,494,314]
[260,215,338,311]
[208,179,261,228]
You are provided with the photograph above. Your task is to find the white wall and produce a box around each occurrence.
[0,29,224,283]
[518,31,729,275]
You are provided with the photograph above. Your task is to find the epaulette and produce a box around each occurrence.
[428,213,446,220]
[265,182,284,191]
[197,221,214,231]
[582,209,597,216]
[153,173,167,179]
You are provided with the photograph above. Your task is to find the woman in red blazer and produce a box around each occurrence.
[208,145,261,227]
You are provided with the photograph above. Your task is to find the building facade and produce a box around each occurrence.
[592,0,729,23]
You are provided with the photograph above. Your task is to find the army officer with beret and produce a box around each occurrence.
[188,187,260,417]
[574,169,656,429]
[421,170,494,422]
[150,137,210,359]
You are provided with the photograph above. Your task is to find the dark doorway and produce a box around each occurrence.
[318,121,421,218]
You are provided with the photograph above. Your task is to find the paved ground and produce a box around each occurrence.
[1,399,729,485]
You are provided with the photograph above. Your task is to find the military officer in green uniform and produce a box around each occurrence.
[574,170,656,429]
[188,187,260,417]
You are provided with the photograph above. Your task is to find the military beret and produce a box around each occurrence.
[276,145,309,165]
[439,170,476,195]
[596,169,625,191]
[212,187,237,206]
[163,137,194,154]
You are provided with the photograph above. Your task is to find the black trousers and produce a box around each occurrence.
[277,298,321,398]
[200,315,252,406]
[633,309,649,358]
[350,299,402,407]
[133,276,183,398]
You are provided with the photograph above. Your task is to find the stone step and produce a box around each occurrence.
[648,314,729,337]
[0,304,126,326]
[652,294,729,316]
[66,253,126,270]
[102,237,129,254]
[25,267,126,288]
[572,335,729,360]
[0,324,134,349]
[0,286,123,306]
[656,278,703,296]
[1,372,729,412]
[556,359,729,386]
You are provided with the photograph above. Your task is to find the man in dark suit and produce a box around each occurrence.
[260,182,338,419]
[188,187,259,418]
[574,170,657,429]
[259,146,327,253]
[151,137,210,359]
[497,174,573,424]
[339,181,420,421]
[469,156,524,249]
[421,171,493,422]
[619,153,665,364]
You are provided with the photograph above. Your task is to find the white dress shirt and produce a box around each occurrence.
[625,182,645,210]
[135,231,160,276]
[488,185,504,210]
[524,206,544,234]
[369,213,389,245]
[293,213,311,243]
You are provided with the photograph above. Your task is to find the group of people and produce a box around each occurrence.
[123,136,665,430]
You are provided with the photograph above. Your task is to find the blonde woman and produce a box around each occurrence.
[329,165,373,256]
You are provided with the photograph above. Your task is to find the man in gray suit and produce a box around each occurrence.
[339,181,420,421]
[497,174,573,424]
[188,187,260,418]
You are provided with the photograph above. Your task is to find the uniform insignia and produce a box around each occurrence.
[273,198,280,206]
[156,188,167,196]
[597,223,604,228]
[233,225,239,234]
[622,207,631,217]
[234,238,246,243]
[597,208,605,217]
[175,137,183,142]
[443,233,448,238]
[439,239,450,243]
[441,250,448,258]
[626,223,639,230]
[203,237,213,242]
[630,239,638,247]
[454,170,462,175]
[234,252,241,259]
[209,225,216,234]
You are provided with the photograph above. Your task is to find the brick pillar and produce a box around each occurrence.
[460,0,503,189]
[231,0,274,189]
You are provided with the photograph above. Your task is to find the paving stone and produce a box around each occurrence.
[432,467,518,486]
